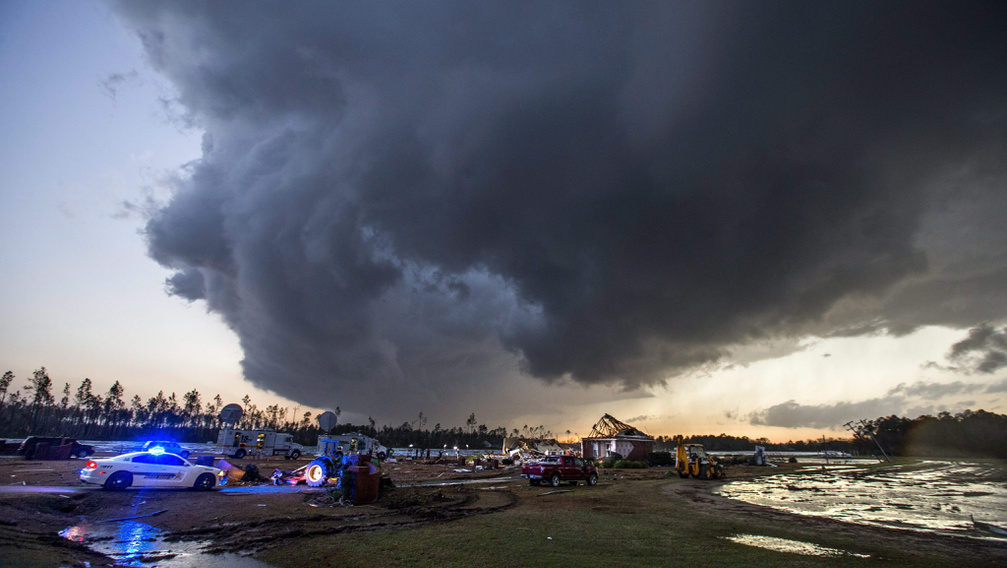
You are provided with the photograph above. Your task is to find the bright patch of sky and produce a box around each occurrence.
[0,0,316,417]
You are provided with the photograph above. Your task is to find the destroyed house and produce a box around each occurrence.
[502,437,564,457]
[581,414,654,461]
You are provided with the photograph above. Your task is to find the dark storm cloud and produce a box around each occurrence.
[947,324,1007,374]
[164,268,204,301]
[749,380,989,429]
[888,380,984,399]
[749,399,893,430]
[109,1,1007,420]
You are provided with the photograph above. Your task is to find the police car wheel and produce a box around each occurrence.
[194,473,216,490]
[105,471,132,490]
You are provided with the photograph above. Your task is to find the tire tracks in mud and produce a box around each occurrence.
[164,485,519,555]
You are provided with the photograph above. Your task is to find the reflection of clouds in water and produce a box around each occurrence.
[723,534,869,558]
[717,461,1007,538]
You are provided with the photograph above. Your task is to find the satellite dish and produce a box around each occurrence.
[219,403,243,425]
[317,411,338,433]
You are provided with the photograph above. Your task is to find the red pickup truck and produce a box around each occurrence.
[522,455,598,487]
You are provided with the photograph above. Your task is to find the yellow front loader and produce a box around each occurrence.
[675,435,725,480]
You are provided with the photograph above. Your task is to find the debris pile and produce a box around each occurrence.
[501,437,565,462]
[263,454,385,505]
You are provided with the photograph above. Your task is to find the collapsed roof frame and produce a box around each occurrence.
[585,413,649,439]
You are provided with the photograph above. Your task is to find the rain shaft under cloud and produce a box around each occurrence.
[111,1,1007,422]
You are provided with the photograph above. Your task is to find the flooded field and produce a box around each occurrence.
[722,534,870,558]
[716,460,1007,539]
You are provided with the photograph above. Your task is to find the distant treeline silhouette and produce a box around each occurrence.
[658,410,1007,458]
[0,367,513,448]
[1,367,1004,457]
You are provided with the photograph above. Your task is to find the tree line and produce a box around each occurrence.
[0,367,302,444]
[655,409,1007,458]
[0,367,515,448]
[864,410,1007,458]
[2,367,1004,457]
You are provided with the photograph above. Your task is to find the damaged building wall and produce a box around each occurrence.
[582,437,654,461]
[581,414,655,461]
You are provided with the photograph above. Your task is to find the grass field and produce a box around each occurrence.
[257,473,1005,568]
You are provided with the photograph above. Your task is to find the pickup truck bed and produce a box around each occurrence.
[522,455,598,487]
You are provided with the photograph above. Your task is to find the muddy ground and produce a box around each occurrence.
[1,456,1005,567]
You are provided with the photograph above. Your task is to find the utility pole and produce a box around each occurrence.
[844,420,891,462]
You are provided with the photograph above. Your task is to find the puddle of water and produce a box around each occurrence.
[716,460,1007,539]
[723,534,870,558]
[60,520,274,567]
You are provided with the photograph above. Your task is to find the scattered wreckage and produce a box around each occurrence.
[501,436,567,462]
[262,440,386,505]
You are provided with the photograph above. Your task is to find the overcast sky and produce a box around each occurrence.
[2,1,1006,442]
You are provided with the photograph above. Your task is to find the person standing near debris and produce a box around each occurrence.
[340,461,356,504]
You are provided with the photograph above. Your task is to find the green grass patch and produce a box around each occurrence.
[256,478,990,568]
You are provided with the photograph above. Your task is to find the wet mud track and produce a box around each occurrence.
[164,485,519,555]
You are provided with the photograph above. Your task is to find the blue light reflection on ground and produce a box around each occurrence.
[115,521,161,565]
[60,520,165,567]
[59,520,276,567]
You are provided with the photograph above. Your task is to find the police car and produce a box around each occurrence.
[79,448,226,490]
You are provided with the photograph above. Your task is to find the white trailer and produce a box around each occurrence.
[216,428,304,459]
[316,432,389,460]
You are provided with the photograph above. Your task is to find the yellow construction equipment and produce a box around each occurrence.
[675,435,725,480]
